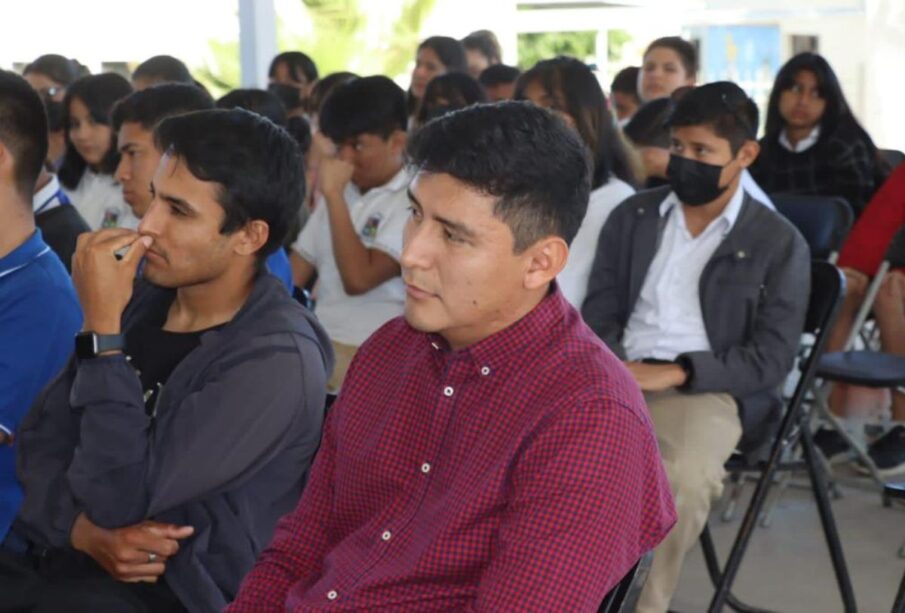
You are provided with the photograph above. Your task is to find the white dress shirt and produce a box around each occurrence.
[623,183,745,361]
[560,177,635,308]
[779,125,821,153]
[63,170,139,230]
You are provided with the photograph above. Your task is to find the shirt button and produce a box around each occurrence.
[421,462,431,474]
[443,386,454,397]
[327,590,338,601]
[480,366,490,376]
[381,530,392,541]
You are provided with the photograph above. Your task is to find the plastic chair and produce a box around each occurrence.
[598,551,654,613]
[773,194,854,262]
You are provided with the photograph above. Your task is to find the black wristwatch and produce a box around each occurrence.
[75,332,125,359]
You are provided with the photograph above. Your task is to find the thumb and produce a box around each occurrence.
[122,235,153,270]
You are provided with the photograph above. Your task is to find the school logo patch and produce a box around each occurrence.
[361,214,383,240]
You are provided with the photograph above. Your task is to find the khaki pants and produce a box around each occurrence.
[327,341,359,394]
[636,389,742,613]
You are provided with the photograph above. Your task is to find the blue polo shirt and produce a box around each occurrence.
[0,229,82,538]
[266,248,293,292]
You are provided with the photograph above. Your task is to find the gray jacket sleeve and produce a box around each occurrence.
[66,333,323,529]
[581,206,628,359]
[679,229,810,398]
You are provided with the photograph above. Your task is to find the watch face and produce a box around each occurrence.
[75,333,97,358]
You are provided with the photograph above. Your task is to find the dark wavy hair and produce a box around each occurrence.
[58,73,133,189]
[155,109,304,259]
[408,101,591,251]
[268,51,318,85]
[407,36,468,114]
[764,52,875,156]
[515,56,635,190]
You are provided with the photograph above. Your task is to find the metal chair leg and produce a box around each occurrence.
[893,567,905,613]
[799,426,858,612]
[700,526,775,613]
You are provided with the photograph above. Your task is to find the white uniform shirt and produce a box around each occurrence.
[63,170,138,230]
[623,183,745,361]
[559,177,635,308]
[779,126,821,153]
[294,168,412,347]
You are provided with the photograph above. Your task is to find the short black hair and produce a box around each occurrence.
[668,81,758,154]
[23,54,80,88]
[320,75,406,142]
[307,71,358,116]
[644,37,698,79]
[268,82,304,113]
[111,83,214,133]
[415,72,487,125]
[462,30,502,65]
[132,55,194,86]
[624,97,675,149]
[217,88,287,126]
[268,51,318,85]
[154,109,304,260]
[408,101,591,252]
[479,64,521,87]
[59,73,133,189]
[0,71,49,201]
[611,66,640,99]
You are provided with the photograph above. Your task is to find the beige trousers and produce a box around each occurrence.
[327,341,359,394]
[636,389,742,613]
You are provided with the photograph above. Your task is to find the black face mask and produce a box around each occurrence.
[667,154,735,207]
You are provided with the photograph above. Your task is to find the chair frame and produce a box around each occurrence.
[701,262,856,613]
[597,551,654,613]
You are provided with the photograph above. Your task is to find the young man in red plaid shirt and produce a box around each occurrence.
[229,101,676,612]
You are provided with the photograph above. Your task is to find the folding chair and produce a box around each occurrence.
[887,483,905,613]
[597,551,654,613]
[718,195,854,524]
[810,226,905,487]
[772,194,854,262]
[701,261,856,613]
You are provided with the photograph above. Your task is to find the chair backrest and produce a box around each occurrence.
[879,148,905,172]
[598,551,654,613]
[772,194,854,261]
[886,225,905,268]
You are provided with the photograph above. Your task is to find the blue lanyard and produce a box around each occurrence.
[34,189,70,216]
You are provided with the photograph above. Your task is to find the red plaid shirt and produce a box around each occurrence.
[228,288,675,612]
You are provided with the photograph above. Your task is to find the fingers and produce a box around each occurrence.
[76,228,137,252]
[113,562,167,581]
[121,235,153,270]
[144,523,195,540]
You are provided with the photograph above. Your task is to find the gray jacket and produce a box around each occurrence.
[581,186,810,447]
[14,273,334,612]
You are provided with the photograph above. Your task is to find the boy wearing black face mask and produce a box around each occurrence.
[582,81,810,613]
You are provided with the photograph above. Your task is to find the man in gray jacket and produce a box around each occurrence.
[0,109,332,613]
[582,82,809,613]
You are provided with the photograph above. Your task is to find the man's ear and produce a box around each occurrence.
[234,219,270,257]
[390,129,408,156]
[523,236,569,291]
[737,139,761,169]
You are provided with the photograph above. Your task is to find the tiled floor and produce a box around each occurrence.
[670,473,905,612]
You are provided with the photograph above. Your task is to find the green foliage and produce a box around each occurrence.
[517,31,596,70]
[608,29,632,63]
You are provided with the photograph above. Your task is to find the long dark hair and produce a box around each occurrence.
[515,56,636,190]
[407,36,468,115]
[415,72,487,126]
[764,52,875,156]
[58,73,132,189]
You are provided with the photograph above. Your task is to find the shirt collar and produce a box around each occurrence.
[0,230,49,277]
[779,125,821,153]
[660,181,745,235]
[33,174,62,214]
[426,283,569,376]
[351,166,413,199]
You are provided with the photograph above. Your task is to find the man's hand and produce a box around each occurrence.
[71,513,194,583]
[624,361,688,392]
[71,230,153,334]
[318,157,355,202]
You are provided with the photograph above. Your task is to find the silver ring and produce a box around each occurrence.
[148,552,158,563]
